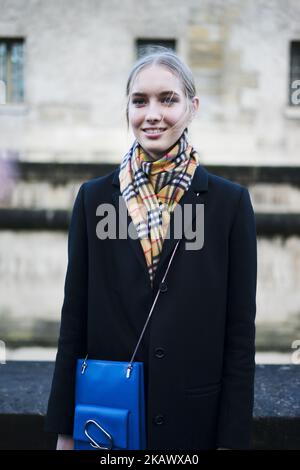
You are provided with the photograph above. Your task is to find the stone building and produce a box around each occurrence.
[0,0,300,164]
[0,0,300,355]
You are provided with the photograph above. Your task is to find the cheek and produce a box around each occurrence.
[128,108,143,129]
[164,107,187,127]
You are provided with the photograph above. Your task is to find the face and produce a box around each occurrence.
[128,64,199,160]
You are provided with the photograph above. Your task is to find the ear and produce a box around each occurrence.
[191,96,200,114]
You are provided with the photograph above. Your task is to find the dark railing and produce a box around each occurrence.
[13,162,300,187]
[0,209,300,235]
[1,163,299,234]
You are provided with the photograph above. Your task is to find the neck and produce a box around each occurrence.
[139,130,188,161]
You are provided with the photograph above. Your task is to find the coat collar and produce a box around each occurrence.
[111,164,209,287]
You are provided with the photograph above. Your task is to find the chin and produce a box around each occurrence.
[144,145,165,157]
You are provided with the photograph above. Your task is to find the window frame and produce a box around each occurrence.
[136,38,176,59]
[0,37,25,105]
[289,40,300,107]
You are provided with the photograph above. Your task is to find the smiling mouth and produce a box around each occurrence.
[142,128,167,134]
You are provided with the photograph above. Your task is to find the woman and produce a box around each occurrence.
[45,47,257,450]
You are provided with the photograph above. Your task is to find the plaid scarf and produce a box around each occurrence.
[119,129,200,286]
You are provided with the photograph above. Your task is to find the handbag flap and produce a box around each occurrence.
[74,404,129,450]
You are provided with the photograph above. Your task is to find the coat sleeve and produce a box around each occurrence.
[44,183,88,435]
[217,186,257,449]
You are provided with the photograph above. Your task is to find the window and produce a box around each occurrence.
[0,38,24,104]
[289,41,300,106]
[136,39,176,59]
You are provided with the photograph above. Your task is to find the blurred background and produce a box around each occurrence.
[0,0,300,366]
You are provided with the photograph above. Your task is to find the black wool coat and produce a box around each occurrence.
[45,163,257,450]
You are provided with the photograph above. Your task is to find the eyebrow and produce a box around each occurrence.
[131,90,180,98]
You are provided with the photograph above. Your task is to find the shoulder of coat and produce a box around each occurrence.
[82,168,118,193]
[206,170,245,197]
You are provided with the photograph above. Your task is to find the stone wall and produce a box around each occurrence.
[0,0,299,164]
[0,1,299,351]
[0,163,299,351]
[1,362,299,449]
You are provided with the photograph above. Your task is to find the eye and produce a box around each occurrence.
[162,96,178,105]
[131,99,145,106]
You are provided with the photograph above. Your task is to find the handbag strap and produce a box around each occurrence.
[126,239,181,378]
[81,239,181,378]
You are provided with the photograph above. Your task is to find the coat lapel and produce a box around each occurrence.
[111,164,209,283]
[111,188,149,273]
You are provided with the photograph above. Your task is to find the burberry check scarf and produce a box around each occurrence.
[119,129,200,286]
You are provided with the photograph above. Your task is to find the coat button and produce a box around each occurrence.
[154,347,165,359]
[159,281,168,293]
[154,414,165,425]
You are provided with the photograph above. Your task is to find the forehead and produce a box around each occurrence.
[131,64,184,95]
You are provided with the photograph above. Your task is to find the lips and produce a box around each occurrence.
[142,127,167,135]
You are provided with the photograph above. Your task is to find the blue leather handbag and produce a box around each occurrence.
[73,240,180,451]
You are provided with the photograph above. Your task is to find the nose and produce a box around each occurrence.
[145,100,164,124]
